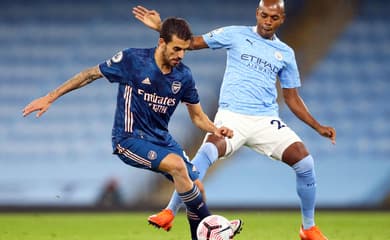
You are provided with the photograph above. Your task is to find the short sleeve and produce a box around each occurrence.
[202,26,235,49]
[279,50,301,88]
[99,51,126,83]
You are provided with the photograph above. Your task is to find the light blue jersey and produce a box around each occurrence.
[203,26,301,116]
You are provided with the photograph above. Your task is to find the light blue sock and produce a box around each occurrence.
[167,142,218,215]
[292,155,316,229]
[192,142,219,179]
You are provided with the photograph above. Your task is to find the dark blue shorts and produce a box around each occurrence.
[114,137,199,182]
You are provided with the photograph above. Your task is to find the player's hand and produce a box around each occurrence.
[214,126,233,139]
[22,95,52,118]
[317,125,336,145]
[132,5,162,32]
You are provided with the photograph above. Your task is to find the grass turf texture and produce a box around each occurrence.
[0,211,389,239]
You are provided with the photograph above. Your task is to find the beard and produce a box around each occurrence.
[162,46,180,67]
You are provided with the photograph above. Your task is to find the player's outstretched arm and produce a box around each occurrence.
[186,103,233,138]
[22,66,103,118]
[132,5,209,50]
[283,88,336,144]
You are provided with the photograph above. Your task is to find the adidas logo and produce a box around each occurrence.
[142,77,151,85]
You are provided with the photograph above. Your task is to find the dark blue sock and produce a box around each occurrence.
[167,143,218,215]
[178,184,210,240]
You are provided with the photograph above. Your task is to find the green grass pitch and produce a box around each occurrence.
[0,211,389,239]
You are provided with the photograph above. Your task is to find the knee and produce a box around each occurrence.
[170,162,187,178]
[205,134,227,157]
[282,142,309,166]
[161,154,188,177]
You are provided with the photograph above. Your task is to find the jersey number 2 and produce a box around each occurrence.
[270,119,286,130]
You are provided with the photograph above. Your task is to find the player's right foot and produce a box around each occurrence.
[299,225,328,240]
[230,219,243,236]
[147,209,174,231]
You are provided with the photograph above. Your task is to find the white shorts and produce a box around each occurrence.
[208,109,302,161]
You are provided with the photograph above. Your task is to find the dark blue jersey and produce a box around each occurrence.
[99,48,200,148]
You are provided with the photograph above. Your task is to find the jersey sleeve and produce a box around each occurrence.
[202,26,235,49]
[279,49,301,88]
[99,50,127,83]
[181,69,200,105]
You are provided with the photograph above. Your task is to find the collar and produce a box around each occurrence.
[252,26,276,41]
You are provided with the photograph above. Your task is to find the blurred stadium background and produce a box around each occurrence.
[0,0,389,211]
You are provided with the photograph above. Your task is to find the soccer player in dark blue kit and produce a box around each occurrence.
[22,17,234,240]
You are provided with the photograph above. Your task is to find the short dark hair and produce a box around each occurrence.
[160,17,192,43]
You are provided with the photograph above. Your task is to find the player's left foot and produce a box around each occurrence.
[230,219,243,236]
[299,225,328,240]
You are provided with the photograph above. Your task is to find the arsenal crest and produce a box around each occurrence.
[147,150,157,160]
[171,81,181,94]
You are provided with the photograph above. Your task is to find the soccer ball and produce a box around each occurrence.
[197,215,234,240]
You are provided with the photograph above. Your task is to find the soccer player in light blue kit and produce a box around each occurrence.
[133,1,336,239]
[22,17,235,240]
